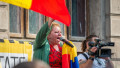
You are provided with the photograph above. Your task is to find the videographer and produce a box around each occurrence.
[77,35,114,68]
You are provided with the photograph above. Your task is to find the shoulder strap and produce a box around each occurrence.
[81,53,88,60]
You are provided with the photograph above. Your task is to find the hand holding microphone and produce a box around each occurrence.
[60,37,74,48]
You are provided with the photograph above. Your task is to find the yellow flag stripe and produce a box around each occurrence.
[0,0,32,9]
[62,41,77,62]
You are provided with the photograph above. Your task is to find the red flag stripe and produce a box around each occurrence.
[30,0,71,26]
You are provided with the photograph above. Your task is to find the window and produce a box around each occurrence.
[26,10,44,38]
[9,4,24,38]
[9,5,44,39]
[69,0,88,41]
[9,5,66,39]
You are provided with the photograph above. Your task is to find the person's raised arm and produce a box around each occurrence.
[34,18,54,50]
[48,18,54,28]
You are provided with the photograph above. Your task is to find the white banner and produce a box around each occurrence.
[0,53,28,68]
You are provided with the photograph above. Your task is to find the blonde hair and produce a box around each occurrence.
[49,22,61,33]
[52,22,61,29]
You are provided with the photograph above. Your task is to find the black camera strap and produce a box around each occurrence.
[81,53,88,60]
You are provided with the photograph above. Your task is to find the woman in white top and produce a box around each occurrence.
[77,35,114,68]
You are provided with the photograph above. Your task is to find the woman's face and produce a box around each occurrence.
[48,26,62,45]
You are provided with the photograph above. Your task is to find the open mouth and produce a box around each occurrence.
[57,37,61,42]
[57,37,60,39]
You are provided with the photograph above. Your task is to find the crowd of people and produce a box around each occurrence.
[13,18,114,68]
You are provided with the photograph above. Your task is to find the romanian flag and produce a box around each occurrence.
[62,41,79,68]
[0,0,71,26]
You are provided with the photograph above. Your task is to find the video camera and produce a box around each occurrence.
[88,39,114,57]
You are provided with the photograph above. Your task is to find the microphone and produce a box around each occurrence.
[60,37,74,48]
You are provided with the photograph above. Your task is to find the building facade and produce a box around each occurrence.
[0,0,120,67]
